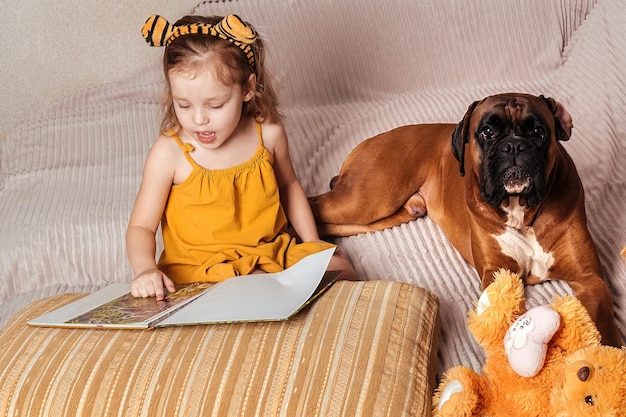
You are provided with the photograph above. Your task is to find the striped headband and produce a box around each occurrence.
[141,14,257,73]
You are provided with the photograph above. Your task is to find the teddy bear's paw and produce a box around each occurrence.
[433,376,485,417]
[468,270,527,348]
[476,269,523,315]
[475,287,492,315]
[437,380,465,416]
[505,305,560,377]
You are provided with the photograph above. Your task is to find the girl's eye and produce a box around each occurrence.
[176,103,190,109]
[210,104,224,110]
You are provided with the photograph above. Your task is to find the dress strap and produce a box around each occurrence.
[255,122,263,146]
[168,129,199,168]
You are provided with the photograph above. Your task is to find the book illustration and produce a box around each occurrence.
[66,282,212,326]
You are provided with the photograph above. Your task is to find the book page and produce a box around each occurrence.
[157,247,336,326]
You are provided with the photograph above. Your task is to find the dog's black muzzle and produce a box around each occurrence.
[481,136,547,208]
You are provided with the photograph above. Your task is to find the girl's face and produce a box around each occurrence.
[169,64,254,150]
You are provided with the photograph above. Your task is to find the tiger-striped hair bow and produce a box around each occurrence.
[141,14,257,73]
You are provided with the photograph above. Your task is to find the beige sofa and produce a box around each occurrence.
[1,0,625,415]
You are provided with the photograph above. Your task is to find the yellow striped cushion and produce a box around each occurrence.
[0,281,439,417]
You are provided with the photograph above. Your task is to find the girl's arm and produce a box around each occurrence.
[267,122,359,280]
[266,123,320,242]
[126,136,178,300]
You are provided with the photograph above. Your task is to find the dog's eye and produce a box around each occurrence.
[585,395,594,405]
[532,126,546,139]
[480,127,495,141]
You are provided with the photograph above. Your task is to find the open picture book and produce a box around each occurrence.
[28,248,339,329]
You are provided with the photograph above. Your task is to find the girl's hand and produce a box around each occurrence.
[130,269,177,301]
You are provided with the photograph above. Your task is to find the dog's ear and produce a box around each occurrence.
[451,100,478,176]
[540,95,572,142]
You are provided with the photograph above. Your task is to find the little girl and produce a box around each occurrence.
[128,14,357,299]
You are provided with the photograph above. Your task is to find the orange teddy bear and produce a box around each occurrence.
[432,270,626,417]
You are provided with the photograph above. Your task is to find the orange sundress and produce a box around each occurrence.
[157,124,333,283]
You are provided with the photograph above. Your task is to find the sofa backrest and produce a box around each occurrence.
[194,0,595,106]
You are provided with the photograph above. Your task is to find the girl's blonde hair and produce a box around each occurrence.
[159,15,282,135]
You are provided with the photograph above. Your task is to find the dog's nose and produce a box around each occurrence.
[499,137,529,155]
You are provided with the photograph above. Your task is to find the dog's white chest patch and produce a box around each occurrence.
[494,197,554,281]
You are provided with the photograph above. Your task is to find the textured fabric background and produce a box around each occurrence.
[0,0,200,137]
[1,0,625,378]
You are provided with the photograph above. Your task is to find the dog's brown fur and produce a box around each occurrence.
[310,93,621,346]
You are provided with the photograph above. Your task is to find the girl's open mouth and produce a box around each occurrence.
[196,131,216,144]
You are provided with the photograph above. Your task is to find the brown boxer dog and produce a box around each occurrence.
[309,93,622,346]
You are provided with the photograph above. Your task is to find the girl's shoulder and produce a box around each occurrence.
[146,133,184,166]
[259,120,288,151]
[152,132,187,152]
[145,133,191,184]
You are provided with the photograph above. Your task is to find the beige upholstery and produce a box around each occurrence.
[0,281,439,417]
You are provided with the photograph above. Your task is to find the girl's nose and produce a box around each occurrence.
[194,109,209,125]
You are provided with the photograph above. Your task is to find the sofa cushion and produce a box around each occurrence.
[0,280,439,417]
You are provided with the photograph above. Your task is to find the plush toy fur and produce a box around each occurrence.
[433,270,626,417]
